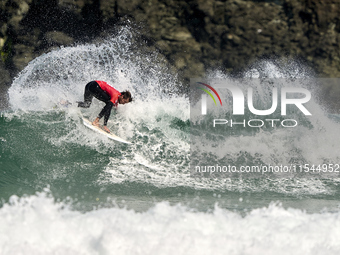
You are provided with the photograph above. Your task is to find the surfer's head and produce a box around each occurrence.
[119,91,133,104]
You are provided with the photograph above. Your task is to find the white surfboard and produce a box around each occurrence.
[82,117,131,144]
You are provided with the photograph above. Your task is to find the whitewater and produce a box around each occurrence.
[1,27,340,254]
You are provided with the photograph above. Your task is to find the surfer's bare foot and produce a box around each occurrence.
[92,118,100,127]
[103,126,110,133]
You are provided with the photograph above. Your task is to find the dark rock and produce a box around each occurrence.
[0,61,10,110]
[161,28,192,41]
[12,44,35,71]
[100,0,116,23]
[0,0,340,110]
[0,61,11,85]
[44,31,74,46]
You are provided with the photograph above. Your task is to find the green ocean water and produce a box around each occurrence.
[1,110,340,215]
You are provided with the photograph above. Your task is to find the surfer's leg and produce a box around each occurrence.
[78,81,96,108]
[88,82,112,125]
[98,101,113,126]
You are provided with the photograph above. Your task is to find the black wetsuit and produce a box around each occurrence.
[78,81,114,126]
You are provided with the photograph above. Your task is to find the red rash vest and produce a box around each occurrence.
[95,80,121,106]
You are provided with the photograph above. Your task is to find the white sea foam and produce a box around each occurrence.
[8,27,179,112]
[1,191,340,255]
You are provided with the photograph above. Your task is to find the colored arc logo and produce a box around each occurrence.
[197,82,222,106]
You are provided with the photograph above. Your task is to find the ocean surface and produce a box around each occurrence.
[1,27,340,254]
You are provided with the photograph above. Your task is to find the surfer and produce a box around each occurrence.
[77,81,132,133]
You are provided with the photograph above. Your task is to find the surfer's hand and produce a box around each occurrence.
[103,126,110,133]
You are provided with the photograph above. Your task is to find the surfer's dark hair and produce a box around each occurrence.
[121,90,133,102]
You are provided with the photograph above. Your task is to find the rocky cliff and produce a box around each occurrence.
[1,0,340,109]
